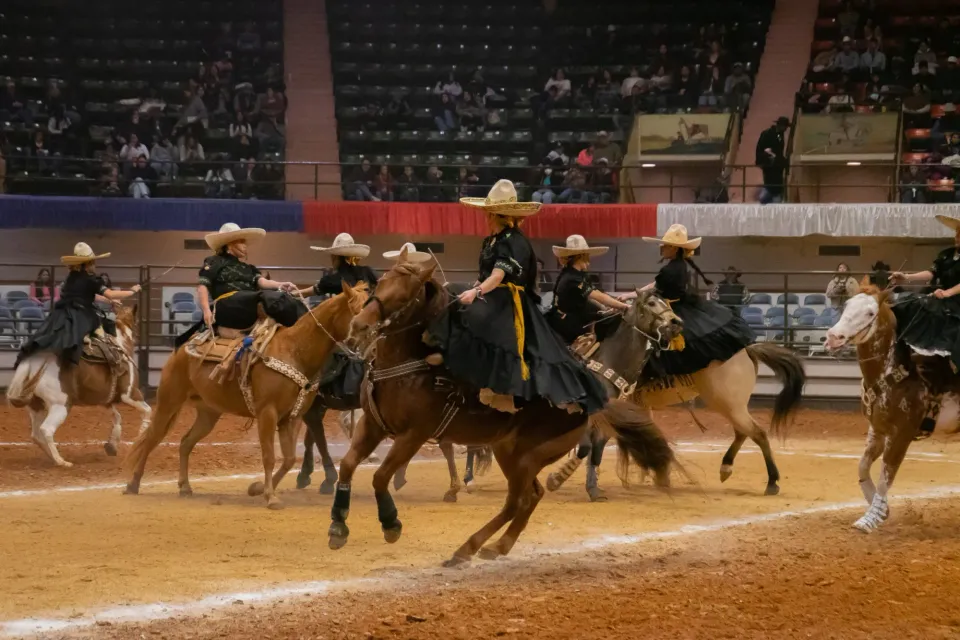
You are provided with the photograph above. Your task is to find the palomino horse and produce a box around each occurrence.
[124,284,366,509]
[7,304,150,467]
[824,282,951,532]
[331,257,682,566]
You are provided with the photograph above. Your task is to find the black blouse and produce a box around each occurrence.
[197,253,262,300]
[59,270,107,308]
[553,266,599,316]
[313,264,379,296]
[478,227,537,291]
[654,256,689,300]
[932,247,960,290]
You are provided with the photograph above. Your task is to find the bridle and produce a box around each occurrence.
[619,295,680,352]
[361,276,427,336]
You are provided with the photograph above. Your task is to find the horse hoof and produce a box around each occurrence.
[587,489,608,503]
[296,476,311,490]
[56,460,74,468]
[852,519,875,533]
[104,442,119,457]
[764,484,780,496]
[319,480,336,495]
[383,522,403,544]
[179,486,193,497]
[328,522,350,550]
[441,555,471,568]
[443,490,458,503]
[248,481,265,497]
[719,465,733,483]
[545,473,562,492]
[464,480,475,494]
[477,546,501,561]
[393,476,408,492]
[267,499,284,511]
[123,484,139,495]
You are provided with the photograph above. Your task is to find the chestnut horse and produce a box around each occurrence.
[825,282,952,532]
[8,304,150,467]
[123,284,365,509]
[330,257,681,565]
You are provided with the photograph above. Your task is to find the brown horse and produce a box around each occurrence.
[123,284,366,508]
[329,257,681,566]
[825,282,940,532]
[8,305,150,467]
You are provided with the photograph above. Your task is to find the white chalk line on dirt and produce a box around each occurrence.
[6,484,960,638]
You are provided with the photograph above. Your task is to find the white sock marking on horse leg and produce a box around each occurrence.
[38,404,70,467]
[109,407,123,450]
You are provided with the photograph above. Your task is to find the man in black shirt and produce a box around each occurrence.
[756,116,789,204]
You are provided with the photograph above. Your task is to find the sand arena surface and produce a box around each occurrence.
[1,402,959,639]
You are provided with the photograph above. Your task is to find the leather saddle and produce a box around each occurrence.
[81,336,126,371]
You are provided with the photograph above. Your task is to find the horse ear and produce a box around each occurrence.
[859,274,872,289]
[419,263,438,283]
[400,246,409,261]
[341,279,353,297]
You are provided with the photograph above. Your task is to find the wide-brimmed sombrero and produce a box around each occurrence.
[552,234,609,259]
[205,222,266,251]
[459,179,541,216]
[383,242,432,263]
[642,224,702,250]
[310,232,371,258]
[936,214,960,231]
[61,242,111,265]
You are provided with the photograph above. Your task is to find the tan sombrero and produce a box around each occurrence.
[383,242,432,263]
[311,232,371,258]
[61,242,110,265]
[552,234,609,259]
[642,224,702,250]
[936,215,960,231]
[459,179,541,216]
[205,222,266,251]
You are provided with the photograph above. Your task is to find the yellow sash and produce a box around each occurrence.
[497,283,529,380]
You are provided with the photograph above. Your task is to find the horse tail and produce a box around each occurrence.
[473,446,493,477]
[592,400,687,488]
[7,359,47,408]
[746,343,806,436]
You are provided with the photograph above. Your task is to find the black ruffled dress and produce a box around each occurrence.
[17,270,106,366]
[313,263,379,297]
[892,247,960,371]
[646,255,754,377]
[546,265,622,345]
[426,227,608,414]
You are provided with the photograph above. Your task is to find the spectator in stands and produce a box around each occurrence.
[593,131,622,166]
[675,65,699,109]
[457,92,486,132]
[434,73,462,99]
[557,164,589,203]
[373,165,394,201]
[179,136,205,177]
[596,69,619,112]
[347,158,379,201]
[457,166,483,199]
[701,40,727,80]
[230,111,253,139]
[176,88,209,139]
[914,61,938,89]
[714,267,749,310]
[620,67,645,98]
[756,116,789,205]
[433,93,457,132]
[914,41,937,72]
[30,268,58,305]
[255,115,285,154]
[100,164,121,197]
[214,51,234,86]
[234,83,258,121]
[900,159,930,204]
[831,38,860,76]
[120,133,150,164]
[204,165,236,199]
[699,65,725,108]
[826,263,859,309]
[395,165,419,202]
[544,69,572,102]
[825,82,855,113]
[128,155,157,199]
[0,80,34,127]
[933,103,959,145]
[650,65,672,92]
[860,39,886,75]
[150,135,178,182]
[837,1,859,39]
[258,86,286,122]
[870,261,891,289]
[864,72,886,106]
[903,83,932,114]
[810,44,837,78]
[546,141,569,167]
[591,158,617,204]
[532,164,559,204]
[576,143,595,167]
[421,165,446,203]
[117,111,152,149]
[47,106,77,156]
[234,134,257,165]
[724,62,753,111]
[862,17,882,48]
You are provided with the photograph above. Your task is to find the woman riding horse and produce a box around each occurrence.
[175,223,301,348]
[17,242,140,367]
[300,232,379,298]
[546,234,630,501]
[889,213,960,438]
[425,179,607,415]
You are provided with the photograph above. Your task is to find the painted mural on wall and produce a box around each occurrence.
[636,114,732,157]
[794,112,898,157]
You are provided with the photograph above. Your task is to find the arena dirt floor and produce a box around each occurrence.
[3,402,960,639]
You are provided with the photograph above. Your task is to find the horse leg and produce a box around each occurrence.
[854,428,912,533]
[178,405,220,497]
[28,406,48,456]
[314,420,339,495]
[724,404,780,495]
[372,432,426,544]
[463,447,476,491]
[119,382,152,436]
[546,434,588,492]
[255,405,283,510]
[105,407,123,457]
[263,420,299,493]
[480,477,545,560]
[858,424,884,505]
[440,440,460,503]
[585,431,609,502]
[393,458,409,491]
[37,403,71,467]
[296,419,317,490]
[329,413,382,550]
[719,432,747,483]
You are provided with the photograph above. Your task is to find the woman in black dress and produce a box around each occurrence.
[890,214,960,437]
[301,232,379,299]
[176,223,301,348]
[630,224,754,378]
[18,243,141,367]
[426,180,607,414]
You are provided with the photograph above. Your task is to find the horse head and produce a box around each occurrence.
[114,303,138,354]
[625,289,684,350]
[348,251,439,352]
[824,277,892,351]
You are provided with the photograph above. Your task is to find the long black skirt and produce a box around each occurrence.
[426,285,608,414]
[175,290,307,348]
[17,299,101,366]
[646,294,754,377]
[892,295,960,370]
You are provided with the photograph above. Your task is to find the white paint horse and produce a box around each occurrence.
[7,305,150,467]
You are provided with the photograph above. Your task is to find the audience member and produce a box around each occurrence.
[532,165,559,204]
[724,62,753,110]
[902,83,932,114]
[699,66,725,107]
[395,165,419,202]
[30,268,59,305]
[0,80,34,126]
[258,86,286,121]
[831,37,860,75]
[434,73,462,98]
[150,136,179,181]
[576,143,595,167]
[675,65,699,108]
[383,92,412,129]
[544,69,572,102]
[229,112,253,139]
[128,155,157,199]
[255,116,285,153]
[592,131,622,165]
[456,91,486,132]
[860,39,886,75]
[590,158,617,203]
[557,164,589,203]
[620,67,645,97]
[421,165,446,202]
[347,158,379,201]
[899,160,929,204]
[204,165,236,199]
[433,93,457,132]
[373,164,394,201]
[457,166,483,198]
[756,116,789,205]
[826,263,859,308]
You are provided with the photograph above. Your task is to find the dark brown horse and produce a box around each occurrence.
[328,257,682,566]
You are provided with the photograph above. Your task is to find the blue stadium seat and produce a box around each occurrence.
[748,293,771,305]
[777,293,799,305]
[803,293,827,306]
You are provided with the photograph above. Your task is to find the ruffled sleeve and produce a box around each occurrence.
[197,255,219,288]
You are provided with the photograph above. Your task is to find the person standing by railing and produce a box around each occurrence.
[826,262,859,309]
[756,116,789,204]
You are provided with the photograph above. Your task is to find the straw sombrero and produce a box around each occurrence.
[383,242,432,263]
[459,179,541,216]
[311,232,371,258]
[61,242,110,265]
[936,215,960,231]
[642,224,702,250]
[552,235,609,259]
[205,222,266,251]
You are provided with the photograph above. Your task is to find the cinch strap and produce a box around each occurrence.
[498,283,529,380]
[663,298,685,352]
